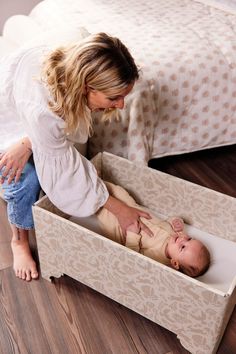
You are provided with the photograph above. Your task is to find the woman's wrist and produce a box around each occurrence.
[103,195,124,217]
[21,137,32,152]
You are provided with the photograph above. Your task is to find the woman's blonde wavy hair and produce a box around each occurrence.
[41,32,139,135]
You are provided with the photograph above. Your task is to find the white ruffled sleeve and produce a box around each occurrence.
[17,101,109,217]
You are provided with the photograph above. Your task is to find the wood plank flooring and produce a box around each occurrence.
[0,144,236,354]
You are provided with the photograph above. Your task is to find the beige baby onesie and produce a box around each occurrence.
[96,182,179,266]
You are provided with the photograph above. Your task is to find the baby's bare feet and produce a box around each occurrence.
[11,240,38,281]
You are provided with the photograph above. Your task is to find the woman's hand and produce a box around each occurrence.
[103,195,153,240]
[0,137,32,184]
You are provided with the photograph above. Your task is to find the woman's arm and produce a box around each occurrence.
[0,137,32,184]
[103,195,153,237]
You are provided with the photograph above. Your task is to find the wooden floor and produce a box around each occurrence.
[0,144,236,354]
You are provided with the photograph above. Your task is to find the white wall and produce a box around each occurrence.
[0,0,42,34]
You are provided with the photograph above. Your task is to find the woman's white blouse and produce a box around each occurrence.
[0,45,109,216]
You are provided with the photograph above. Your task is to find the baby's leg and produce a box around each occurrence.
[11,225,38,281]
[1,159,40,281]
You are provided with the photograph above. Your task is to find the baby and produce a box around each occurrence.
[96,182,210,278]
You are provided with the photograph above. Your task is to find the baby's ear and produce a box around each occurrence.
[170,259,180,270]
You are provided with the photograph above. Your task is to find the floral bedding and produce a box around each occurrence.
[30,0,236,163]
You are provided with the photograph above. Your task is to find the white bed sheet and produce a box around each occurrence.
[30,0,236,163]
[196,0,236,14]
[70,213,236,294]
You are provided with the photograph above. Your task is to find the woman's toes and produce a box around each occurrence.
[32,271,38,279]
[25,270,31,281]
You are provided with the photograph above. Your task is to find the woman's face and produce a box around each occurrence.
[86,82,134,112]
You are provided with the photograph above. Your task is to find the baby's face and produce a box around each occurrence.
[166,234,203,270]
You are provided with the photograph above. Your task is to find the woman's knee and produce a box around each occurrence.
[21,161,41,196]
[1,161,40,203]
[18,162,41,203]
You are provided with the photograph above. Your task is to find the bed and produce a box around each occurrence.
[21,0,236,163]
[1,0,236,163]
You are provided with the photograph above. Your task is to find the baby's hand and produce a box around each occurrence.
[170,217,184,232]
[171,231,189,240]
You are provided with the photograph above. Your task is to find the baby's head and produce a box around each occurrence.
[166,233,210,277]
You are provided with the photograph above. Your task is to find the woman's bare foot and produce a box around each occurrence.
[10,225,38,281]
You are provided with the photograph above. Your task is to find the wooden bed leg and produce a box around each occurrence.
[39,260,64,282]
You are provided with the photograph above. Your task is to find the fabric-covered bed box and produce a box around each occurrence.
[33,152,236,354]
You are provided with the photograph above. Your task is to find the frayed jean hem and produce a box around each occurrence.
[8,218,35,230]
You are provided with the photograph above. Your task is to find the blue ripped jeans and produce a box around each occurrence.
[0,158,41,230]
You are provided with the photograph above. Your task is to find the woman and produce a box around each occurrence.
[0,32,152,281]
